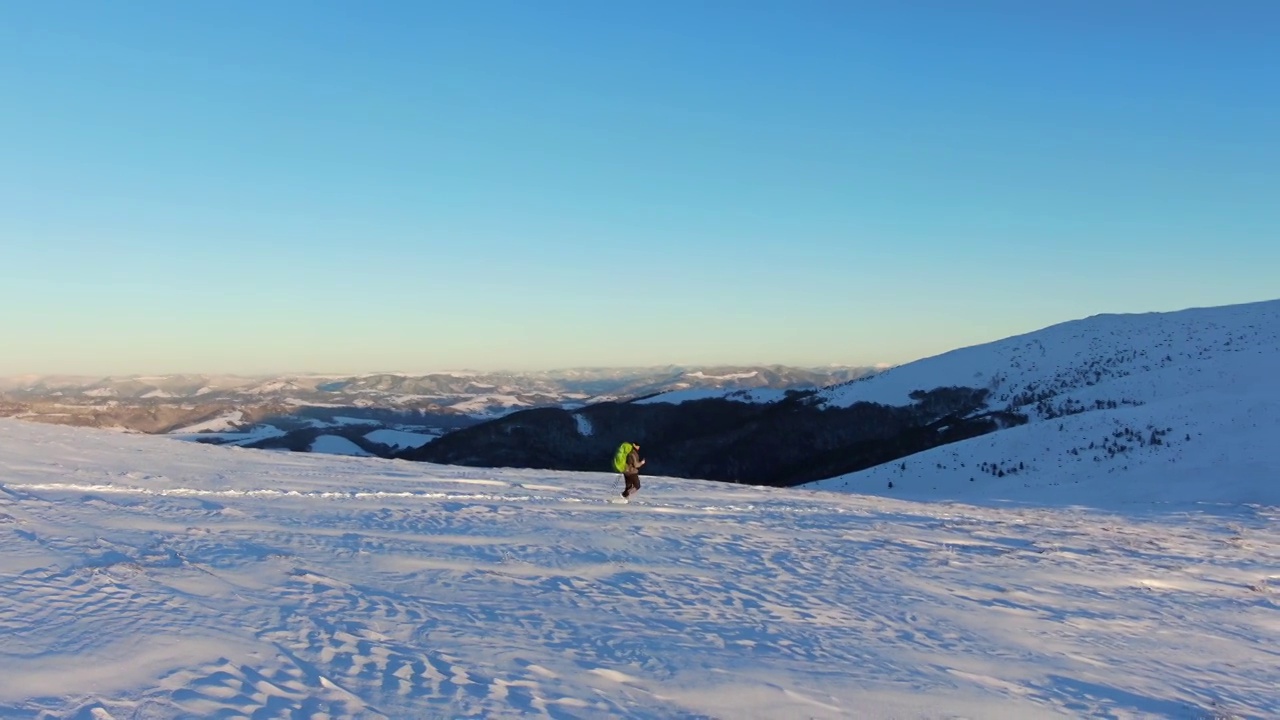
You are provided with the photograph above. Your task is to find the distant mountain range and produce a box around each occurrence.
[407,299,1280,494]
[0,365,877,454]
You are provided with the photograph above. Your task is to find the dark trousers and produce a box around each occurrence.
[622,473,641,497]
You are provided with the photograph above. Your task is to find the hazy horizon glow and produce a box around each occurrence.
[2,2,1277,376]
[0,362,887,382]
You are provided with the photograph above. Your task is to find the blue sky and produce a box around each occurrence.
[1,1,1276,375]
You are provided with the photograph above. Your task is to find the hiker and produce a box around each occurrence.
[612,441,646,499]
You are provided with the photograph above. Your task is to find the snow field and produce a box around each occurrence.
[1,419,1276,719]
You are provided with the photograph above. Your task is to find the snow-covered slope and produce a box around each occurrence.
[1,419,1276,718]
[819,300,1278,413]
[806,300,1280,505]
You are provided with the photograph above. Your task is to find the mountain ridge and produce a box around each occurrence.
[805,299,1280,505]
[407,298,1280,495]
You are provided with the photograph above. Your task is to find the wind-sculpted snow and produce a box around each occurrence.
[1,419,1277,719]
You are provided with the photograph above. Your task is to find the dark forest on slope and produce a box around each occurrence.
[403,388,1024,487]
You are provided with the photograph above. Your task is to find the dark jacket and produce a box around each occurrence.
[624,448,643,475]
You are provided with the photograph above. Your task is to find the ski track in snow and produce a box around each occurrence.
[1,419,1277,719]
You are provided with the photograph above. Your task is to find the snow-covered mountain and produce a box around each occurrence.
[805,299,1280,505]
[1,418,1275,718]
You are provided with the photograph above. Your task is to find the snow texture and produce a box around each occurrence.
[1,418,1275,719]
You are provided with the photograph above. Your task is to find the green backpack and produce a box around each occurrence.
[612,442,633,473]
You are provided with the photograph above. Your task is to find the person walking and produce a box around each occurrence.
[612,441,646,499]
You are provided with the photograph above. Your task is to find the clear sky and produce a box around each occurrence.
[1,1,1276,376]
